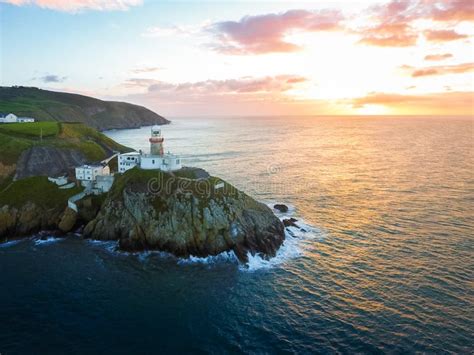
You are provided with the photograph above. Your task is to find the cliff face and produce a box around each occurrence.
[0,86,169,130]
[15,146,86,180]
[83,169,285,262]
[0,203,65,240]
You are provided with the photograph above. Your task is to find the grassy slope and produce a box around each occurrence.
[0,176,82,209]
[0,86,169,130]
[0,121,132,166]
[108,167,247,212]
[0,122,131,210]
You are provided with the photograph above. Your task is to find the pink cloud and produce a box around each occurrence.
[123,75,308,95]
[424,29,469,42]
[1,0,142,12]
[356,0,473,47]
[208,9,344,55]
[429,0,474,22]
[115,75,322,116]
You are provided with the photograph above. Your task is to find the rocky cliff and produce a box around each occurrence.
[83,169,285,262]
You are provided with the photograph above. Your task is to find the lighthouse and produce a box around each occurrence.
[149,125,164,156]
[118,125,182,172]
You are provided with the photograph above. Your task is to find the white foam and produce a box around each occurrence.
[34,236,61,245]
[177,250,239,265]
[0,240,22,248]
[86,240,119,254]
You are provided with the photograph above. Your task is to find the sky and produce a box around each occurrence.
[0,0,473,116]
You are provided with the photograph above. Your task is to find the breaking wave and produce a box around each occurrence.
[82,202,323,271]
[34,236,62,245]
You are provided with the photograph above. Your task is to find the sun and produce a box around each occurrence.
[355,104,390,115]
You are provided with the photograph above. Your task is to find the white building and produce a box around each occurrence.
[0,113,18,123]
[17,117,35,123]
[118,152,141,173]
[76,164,110,182]
[118,126,182,173]
[0,113,35,123]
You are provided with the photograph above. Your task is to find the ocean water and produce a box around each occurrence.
[1,116,473,353]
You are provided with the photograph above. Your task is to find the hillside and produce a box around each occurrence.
[0,121,132,184]
[0,86,169,130]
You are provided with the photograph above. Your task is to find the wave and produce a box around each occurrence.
[0,240,23,248]
[34,236,62,245]
[83,202,322,271]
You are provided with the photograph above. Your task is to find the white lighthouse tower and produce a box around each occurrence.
[149,125,164,156]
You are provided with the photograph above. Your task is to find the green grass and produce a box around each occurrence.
[109,168,239,211]
[0,122,132,166]
[0,122,59,138]
[0,176,82,209]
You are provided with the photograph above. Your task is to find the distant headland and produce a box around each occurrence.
[0,86,169,131]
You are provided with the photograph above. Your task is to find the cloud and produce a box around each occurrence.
[351,91,474,114]
[429,0,474,22]
[1,0,142,12]
[356,0,420,47]
[33,74,67,83]
[114,75,323,116]
[131,67,163,74]
[208,9,344,55]
[124,75,308,95]
[424,53,453,61]
[403,62,474,77]
[424,29,469,42]
[358,23,418,47]
[356,0,473,47]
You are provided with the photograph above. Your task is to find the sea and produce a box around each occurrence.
[1,116,473,354]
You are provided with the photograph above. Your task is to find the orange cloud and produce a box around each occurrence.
[424,53,453,61]
[208,9,344,55]
[408,62,474,77]
[2,0,142,12]
[351,91,474,114]
[358,23,418,47]
[424,29,469,42]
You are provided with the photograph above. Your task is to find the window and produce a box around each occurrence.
[152,159,155,164]
[176,159,180,164]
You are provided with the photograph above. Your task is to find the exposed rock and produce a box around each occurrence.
[58,208,78,233]
[15,147,86,180]
[0,202,64,239]
[274,204,289,213]
[84,170,285,262]
[283,218,299,228]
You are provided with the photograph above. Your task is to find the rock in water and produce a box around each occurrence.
[283,218,299,228]
[274,204,289,213]
[83,169,285,262]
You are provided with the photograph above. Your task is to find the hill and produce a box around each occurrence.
[0,121,132,184]
[0,86,169,130]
